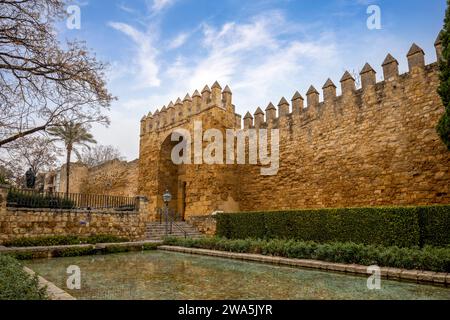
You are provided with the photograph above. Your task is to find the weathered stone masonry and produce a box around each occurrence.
[139,37,449,219]
[0,186,148,243]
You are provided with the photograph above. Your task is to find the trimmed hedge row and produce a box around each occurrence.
[216,206,450,248]
[3,235,130,248]
[0,255,47,300]
[163,237,450,273]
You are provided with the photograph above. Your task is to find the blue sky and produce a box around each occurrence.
[64,0,446,160]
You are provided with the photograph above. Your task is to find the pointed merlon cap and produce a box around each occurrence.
[407,43,425,57]
[192,90,201,98]
[266,102,276,111]
[278,97,289,106]
[340,71,354,82]
[223,85,232,94]
[435,30,443,45]
[154,109,160,115]
[322,78,336,89]
[254,107,264,115]
[244,111,253,119]
[306,85,319,95]
[382,53,398,66]
[183,94,192,102]
[212,81,222,90]
[360,63,376,74]
[175,98,183,105]
[167,102,175,109]
[292,91,303,101]
[147,111,153,118]
[160,105,167,113]
[202,85,211,93]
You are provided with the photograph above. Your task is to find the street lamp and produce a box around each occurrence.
[163,189,172,204]
[163,189,172,236]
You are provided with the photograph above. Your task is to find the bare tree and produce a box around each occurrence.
[80,145,124,167]
[0,135,61,185]
[0,0,114,147]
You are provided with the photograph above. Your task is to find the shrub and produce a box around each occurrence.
[52,247,97,258]
[418,206,450,247]
[162,237,450,273]
[216,206,450,248]
[142,243,159,251]
[4,235,130,247]
[0,255,48,300]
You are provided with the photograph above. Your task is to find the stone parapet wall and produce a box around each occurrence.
[0,209,146,244]
[0,187,149,244]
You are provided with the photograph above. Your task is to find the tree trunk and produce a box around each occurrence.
[66,145,72,195]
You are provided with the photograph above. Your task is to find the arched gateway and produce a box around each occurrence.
[138,83,241,222]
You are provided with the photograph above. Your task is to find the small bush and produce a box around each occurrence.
[4,235,129,247]
[162,237,450,273]
[142,243,159,251]
[52,247,97,258]
[0,255,48,300]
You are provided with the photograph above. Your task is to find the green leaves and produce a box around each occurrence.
[216,206,450,248]
[0,255,48,300]
[162,237,450,273]
[4,235,129,248]
[437,2,450,149]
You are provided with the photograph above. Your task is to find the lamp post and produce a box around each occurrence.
[163,189,172,236]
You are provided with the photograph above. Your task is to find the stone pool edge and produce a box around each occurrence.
[157,245,450,287]
[23,266,76,300]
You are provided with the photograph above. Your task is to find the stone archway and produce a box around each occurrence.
[157,134,186,220]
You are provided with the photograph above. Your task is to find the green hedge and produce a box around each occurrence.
[4,235,130,247]
[163,237,450,273]
[0,255,48,300]
[216,206,450,248]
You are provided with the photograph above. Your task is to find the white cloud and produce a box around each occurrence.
[163,12,339,113]
[108,22,161,88]
[168,32,189,49]
[151,0,175,13]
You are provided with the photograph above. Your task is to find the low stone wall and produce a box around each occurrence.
[0,208,147,244]
[0,186,149,244]
[187,215,217,236]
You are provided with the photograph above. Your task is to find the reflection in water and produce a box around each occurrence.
[25,251,450,300]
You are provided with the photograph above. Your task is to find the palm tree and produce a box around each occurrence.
[48,122,96,194]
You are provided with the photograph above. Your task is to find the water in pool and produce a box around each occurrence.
[25,251,450,300]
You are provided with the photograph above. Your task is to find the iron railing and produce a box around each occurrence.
[7,188,137,211]
[157,207,187,238]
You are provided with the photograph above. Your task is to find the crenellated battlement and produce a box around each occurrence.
[140,81,238,135]
[242,36,443,130]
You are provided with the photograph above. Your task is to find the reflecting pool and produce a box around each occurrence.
[25,251,450,300]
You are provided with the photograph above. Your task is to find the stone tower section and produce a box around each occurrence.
[139,82,241,220]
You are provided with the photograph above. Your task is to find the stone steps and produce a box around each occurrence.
[146,222,203,241]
